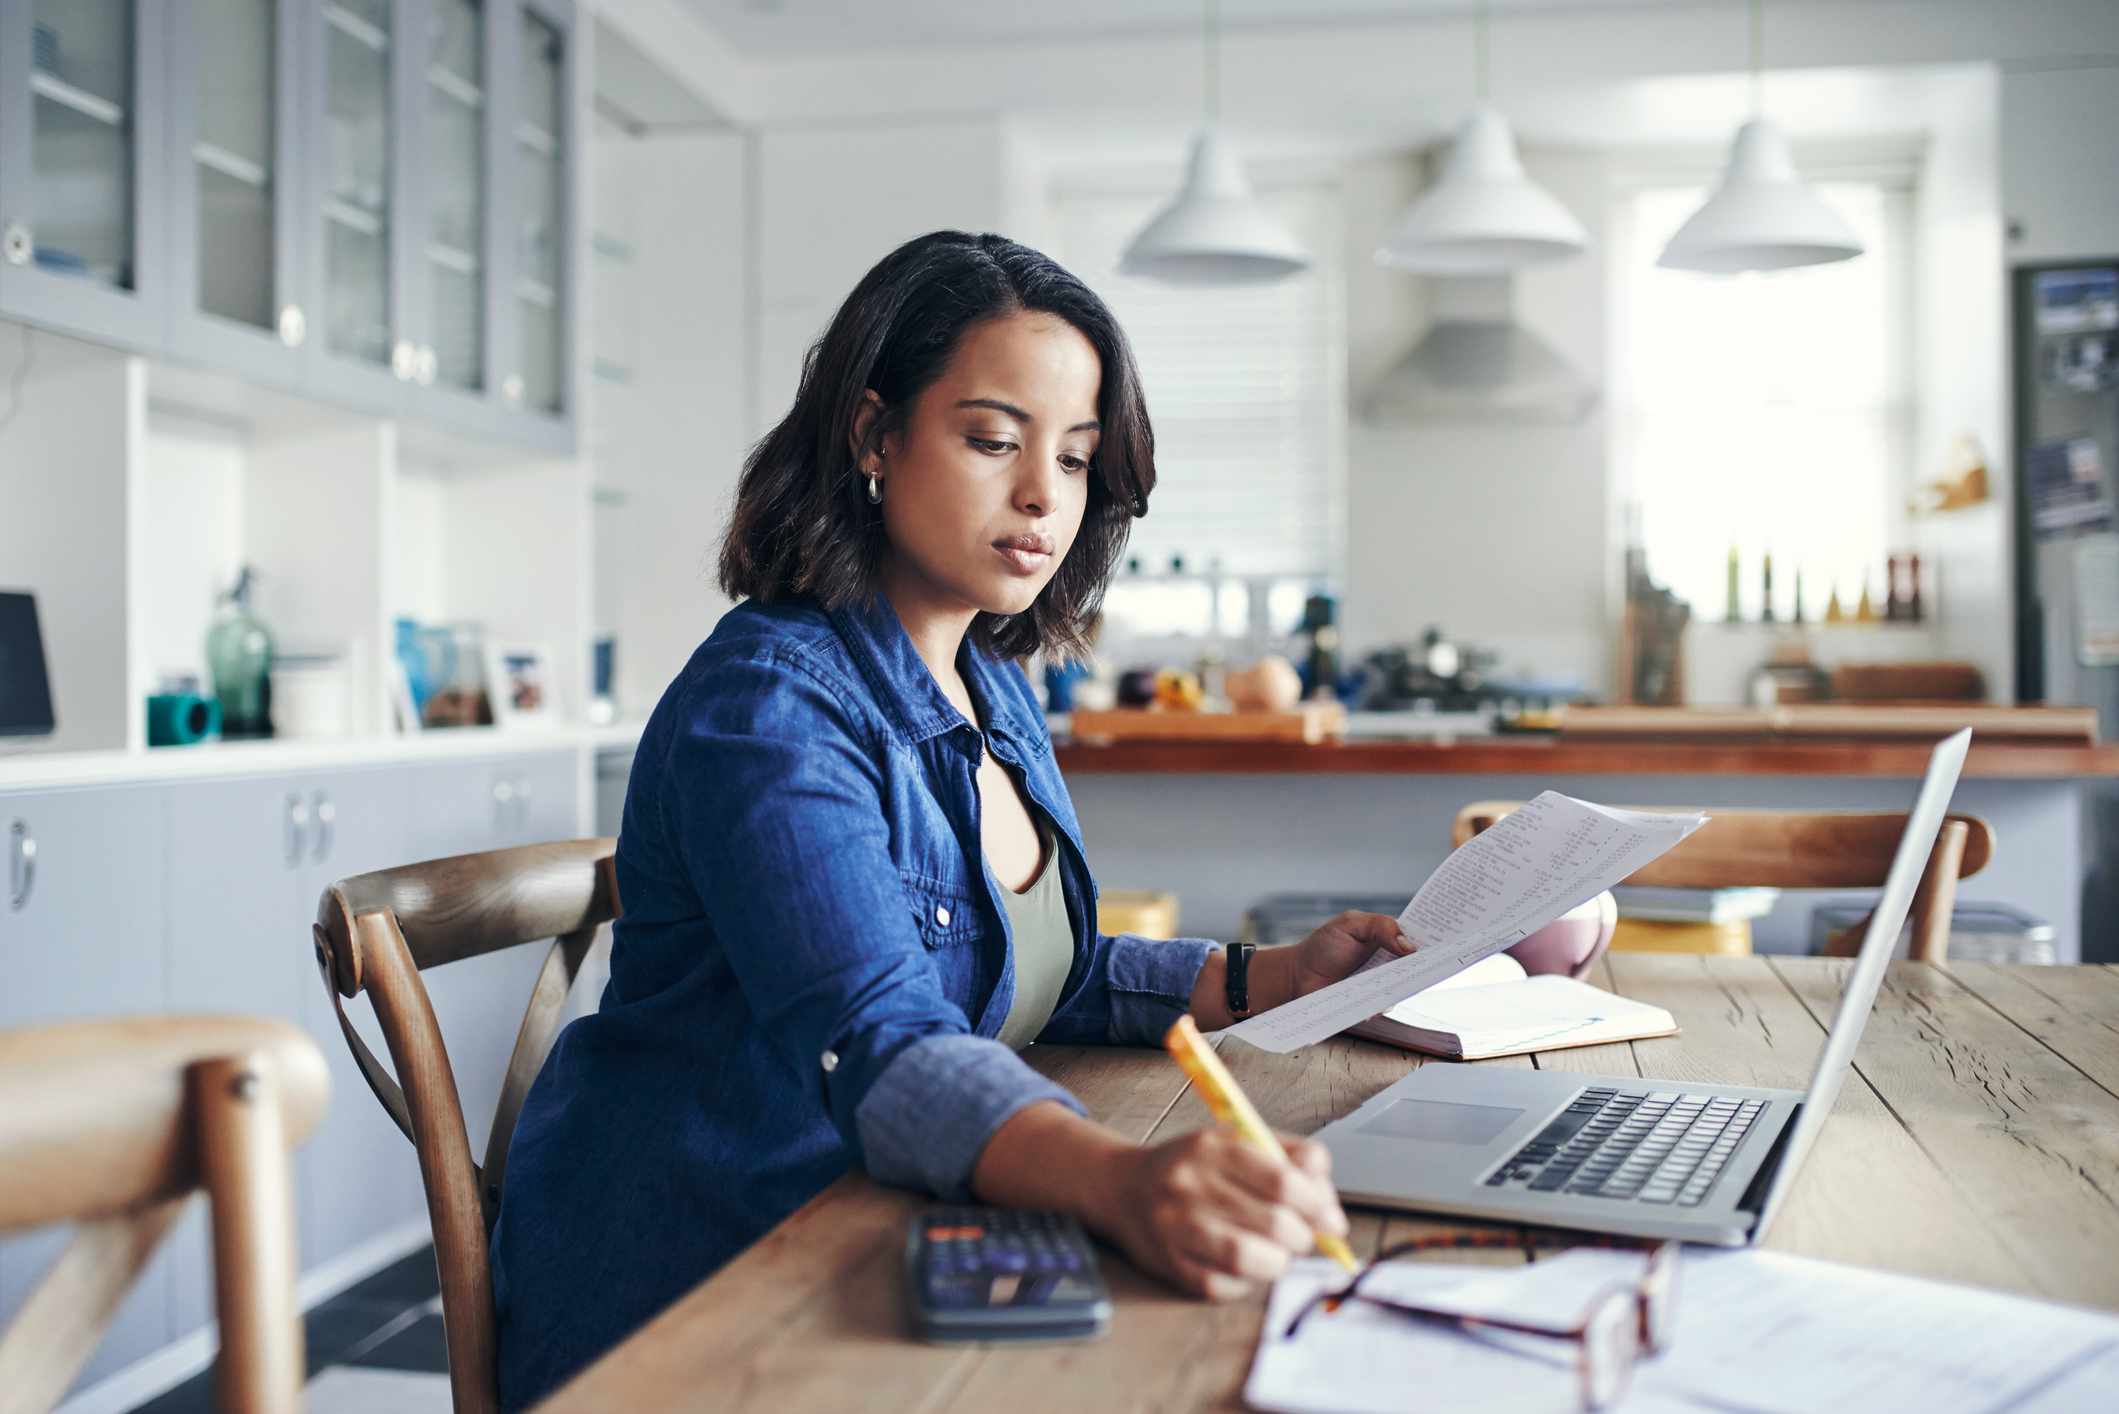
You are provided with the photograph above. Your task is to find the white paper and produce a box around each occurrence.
[1227,793,1705,1053]
[1429,1248,2119,1414]
[1376,974,1676,1055]
[1245,1258,1712,1414]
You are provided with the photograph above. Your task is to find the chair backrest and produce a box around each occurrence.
[310,839,619,1414]
[1450,803,1994,963]
[0,1016,328,1414]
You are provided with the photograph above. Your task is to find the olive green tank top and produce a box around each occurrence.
[992,817,1076,1051]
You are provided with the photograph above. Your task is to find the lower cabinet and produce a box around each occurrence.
[0,746,583,1402]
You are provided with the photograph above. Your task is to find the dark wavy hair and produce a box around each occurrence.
[717,230,1153,661]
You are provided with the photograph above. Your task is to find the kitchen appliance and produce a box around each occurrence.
[2013,262,2119,961]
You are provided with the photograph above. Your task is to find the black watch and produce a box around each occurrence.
[1225,942,1256,1020]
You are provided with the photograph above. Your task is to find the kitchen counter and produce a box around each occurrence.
[1054,735,2119,778]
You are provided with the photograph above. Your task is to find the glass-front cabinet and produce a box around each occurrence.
[0,0,168,347]
[166,0,308,385]
[0,0,574,448]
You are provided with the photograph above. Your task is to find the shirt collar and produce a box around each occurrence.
[826,592,1039,748]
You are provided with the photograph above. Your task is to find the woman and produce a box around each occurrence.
[491,230,1411,1407]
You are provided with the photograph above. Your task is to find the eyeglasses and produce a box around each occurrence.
[1283,1235,1680,1412]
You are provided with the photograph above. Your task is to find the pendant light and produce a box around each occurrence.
[1119,0,1309,287]
[1657,0,1863,273]
[1374,0,1586,274]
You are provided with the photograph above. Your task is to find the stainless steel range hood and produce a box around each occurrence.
[1360,275,1598,425]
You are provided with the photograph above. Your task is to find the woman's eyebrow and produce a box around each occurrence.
[955,397,1099,434]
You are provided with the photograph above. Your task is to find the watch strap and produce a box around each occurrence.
[1225,942,1256,1020]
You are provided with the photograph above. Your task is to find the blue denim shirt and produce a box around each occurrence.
[490,593,1215,1408]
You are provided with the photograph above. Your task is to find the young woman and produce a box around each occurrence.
[490,230,1412,1408]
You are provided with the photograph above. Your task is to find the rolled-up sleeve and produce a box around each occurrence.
[664,646,1082,1199]
[1038,931,1216,1048]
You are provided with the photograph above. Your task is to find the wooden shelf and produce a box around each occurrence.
[1053,736,2119,779]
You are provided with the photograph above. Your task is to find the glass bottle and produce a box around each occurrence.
[206,566,274,738]
[1760,551,1776,623]
[1724,543,1742,623]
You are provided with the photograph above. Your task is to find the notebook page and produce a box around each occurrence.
[1380,975,1675,1055]
[1225,793,1704,1054]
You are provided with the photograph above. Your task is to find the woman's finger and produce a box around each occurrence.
[1203,1169,1316,1254]
[1168,1250,1255,1303]
[1176,1212,1295,1284]
[1218,1139,1348,1237]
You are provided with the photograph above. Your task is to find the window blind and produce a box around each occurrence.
[1053,181,1346,580]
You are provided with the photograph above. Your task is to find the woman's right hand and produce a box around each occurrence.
[1088,1127,1349,1301]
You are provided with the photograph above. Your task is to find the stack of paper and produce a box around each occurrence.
[1246,1248,2119,1414]
[1228,793,1706,1055]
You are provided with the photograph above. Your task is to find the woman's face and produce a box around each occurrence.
[863,311,1101,623]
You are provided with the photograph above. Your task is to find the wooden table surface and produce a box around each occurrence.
[539,958,2119,1412]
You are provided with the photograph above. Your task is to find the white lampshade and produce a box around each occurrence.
[1658,118,1863,274]
[1375,107,1588,275]
[1119,128,1310,287]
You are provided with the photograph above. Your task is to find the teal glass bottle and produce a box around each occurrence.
[206,567,275,738]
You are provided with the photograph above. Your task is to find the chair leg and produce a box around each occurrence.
[1908,821,1969,965]
[0,1202,183,1414]
[192,1053,304,1414]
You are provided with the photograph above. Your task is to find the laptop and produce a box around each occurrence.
[1316,728,1972,1247]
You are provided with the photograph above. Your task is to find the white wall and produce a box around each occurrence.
[1915,68,2012,701]
[1343,147,1616,693]
[589,131,749,717]
[2001,63,2119,266]
[0,329,141,754]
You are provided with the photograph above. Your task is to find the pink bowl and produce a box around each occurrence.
[1506,890,1617,979]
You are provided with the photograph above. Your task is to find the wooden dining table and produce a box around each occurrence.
[538,956,2119,1411]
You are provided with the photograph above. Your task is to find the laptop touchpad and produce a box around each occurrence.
[1358,1099,1523,1145]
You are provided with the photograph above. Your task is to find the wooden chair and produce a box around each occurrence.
[1451,803,1994,963]
[0,1016,329,1414]
[309,839,619,1414]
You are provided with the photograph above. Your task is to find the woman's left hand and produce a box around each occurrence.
[1287,911,1415,999]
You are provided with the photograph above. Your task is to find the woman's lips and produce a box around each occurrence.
[994,543,1052,575]
[993,533,1054,576]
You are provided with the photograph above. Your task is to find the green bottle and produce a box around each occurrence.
[207,566,275,738]
[1724,543,1742,622]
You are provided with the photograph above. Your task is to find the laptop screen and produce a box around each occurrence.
[1754,728,1971,1236]
[0,593,57,738]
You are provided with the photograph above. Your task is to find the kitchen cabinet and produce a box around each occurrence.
[0,783,171,1391]
[0,0,169,348]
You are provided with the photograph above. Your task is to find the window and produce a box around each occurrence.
[1052,179,1346,657]
[1609,178,1914,622]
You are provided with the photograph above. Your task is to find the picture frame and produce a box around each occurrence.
[388,657,422,736]
[485,641,560,731]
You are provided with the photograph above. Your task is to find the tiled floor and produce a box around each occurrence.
[130,1247,453,1414]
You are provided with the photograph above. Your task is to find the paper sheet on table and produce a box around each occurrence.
[1244,1258,1710,1414]
[1227,793,1705,1054]
[1430,1248,2119,1414]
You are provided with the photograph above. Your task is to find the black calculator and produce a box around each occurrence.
[904,1207,1111,1343]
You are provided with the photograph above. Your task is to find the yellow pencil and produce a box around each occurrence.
[1163,1015,1360,1274]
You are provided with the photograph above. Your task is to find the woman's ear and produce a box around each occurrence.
[848,390,887,474]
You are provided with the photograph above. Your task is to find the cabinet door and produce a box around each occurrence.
[489,0,575,452]
[164,0,309,386]
[0,784,171,1392]
[400,0,510,438]
[292,767,431,1280]
[299,0,415,413]
[511,747,578,844]
[160,775,311,1342]
[0,0,169,348]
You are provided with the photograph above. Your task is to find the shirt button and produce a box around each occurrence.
[934,904,951,926]
[820,1049,839,1073]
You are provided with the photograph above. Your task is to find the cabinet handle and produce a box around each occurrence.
[502,373,525,405]
[311,790,336,864]
[8,820,34,911]
[2,222,29,267]
[493,776,515,832]
[392,340,419,381]
[514,774,533,830]
[278,303,307,347]
[416,345,438,386]
[285,793,311,868]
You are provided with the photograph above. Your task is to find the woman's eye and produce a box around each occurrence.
[969,437,1015,454]
[1060,456,1090,475]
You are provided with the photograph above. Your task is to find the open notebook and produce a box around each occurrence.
[1344,953,1678,1060]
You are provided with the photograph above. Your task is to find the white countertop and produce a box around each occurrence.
[0,720,650,792]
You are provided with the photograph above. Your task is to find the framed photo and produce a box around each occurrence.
[485,642,559,730]
[388,657,422,736]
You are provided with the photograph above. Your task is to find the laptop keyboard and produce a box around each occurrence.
[1484,1087,1766,1207]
